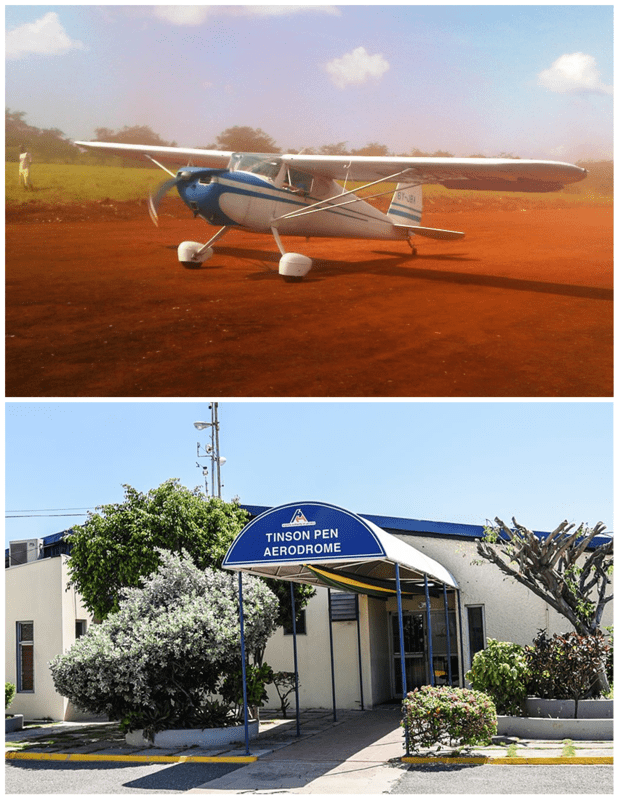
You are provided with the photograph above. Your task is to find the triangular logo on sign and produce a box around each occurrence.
[282,508,316,527]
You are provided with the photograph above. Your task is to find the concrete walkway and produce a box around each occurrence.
[6,708,613,795]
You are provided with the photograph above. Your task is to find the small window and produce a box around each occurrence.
[17,621,34,692]
[283,609,306,636]
[75,620,87,639]
[466,605,485,666]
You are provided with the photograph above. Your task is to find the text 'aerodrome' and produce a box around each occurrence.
[263,528,340,557]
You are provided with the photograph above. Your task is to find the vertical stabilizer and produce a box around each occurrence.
[387,184,422,226]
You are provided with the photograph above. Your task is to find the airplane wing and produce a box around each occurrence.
[279,154,587,192]
[73,141,234,168]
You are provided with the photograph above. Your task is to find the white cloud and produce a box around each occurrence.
[154,5,339,26]
[325,46,390,89]
[6,11,86,60]
[538,53,612,95]
[154,7,212,26]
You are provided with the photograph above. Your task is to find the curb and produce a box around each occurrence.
[5,751,257,764]
[402,755,613,766]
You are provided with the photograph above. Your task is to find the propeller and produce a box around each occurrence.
[148,170,193,227]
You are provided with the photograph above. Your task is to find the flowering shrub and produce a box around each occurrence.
[50,550,279,737]
[402,686,497,751]
[465,639,529,715]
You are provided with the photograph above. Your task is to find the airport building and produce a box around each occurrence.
[5,504,612,721]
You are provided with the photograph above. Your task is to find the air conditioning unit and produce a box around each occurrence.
[9,538,43,566]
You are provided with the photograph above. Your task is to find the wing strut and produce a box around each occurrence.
[143,154,177,177]
[271,170,422,224]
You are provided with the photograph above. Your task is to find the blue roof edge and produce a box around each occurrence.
[6,508,611,558]
[240,505,611,549]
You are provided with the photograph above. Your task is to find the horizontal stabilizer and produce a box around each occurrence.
[396,224,465,241]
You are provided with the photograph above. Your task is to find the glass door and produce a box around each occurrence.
[391,612,427,696]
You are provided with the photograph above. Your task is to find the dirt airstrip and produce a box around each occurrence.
[5,196,613,397]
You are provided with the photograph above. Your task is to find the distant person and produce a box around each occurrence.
[19,147,32,190]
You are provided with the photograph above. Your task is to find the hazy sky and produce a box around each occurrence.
[5,4,613,161]
[5,401,613,548]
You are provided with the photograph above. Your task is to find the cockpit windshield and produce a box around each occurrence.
[228,153,282,180]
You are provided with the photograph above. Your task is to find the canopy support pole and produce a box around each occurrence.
[355,595,365,710]
[395,563,409,756]
[424,575,434,686]
[456,589,465,686]
[290,582,301,737]
[238,572,251,756]
[444,585,453,686]
[327,589,337,721]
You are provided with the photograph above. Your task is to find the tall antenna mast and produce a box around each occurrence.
[194,403,226,498]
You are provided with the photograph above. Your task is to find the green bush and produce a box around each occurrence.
[49,550,279,738]
[402,686,497,751]
[5,682,16,710]
[466,639,529,715]
[525,630,609,711]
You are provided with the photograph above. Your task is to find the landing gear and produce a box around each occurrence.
[176,227,229,269]
[407,237,418,257]
[272,227,313,281]
[177,241,213,268]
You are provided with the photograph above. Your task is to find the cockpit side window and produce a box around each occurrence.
[285,168,312,194]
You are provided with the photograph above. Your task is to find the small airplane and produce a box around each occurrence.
[75,140,587,281]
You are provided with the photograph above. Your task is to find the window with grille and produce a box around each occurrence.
[17,621,34,692]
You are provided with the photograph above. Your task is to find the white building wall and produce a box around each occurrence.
[263,533,613,709]
[394,533,613,675]
[5,555,94,721]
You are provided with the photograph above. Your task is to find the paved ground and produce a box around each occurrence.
[6,708,613,794]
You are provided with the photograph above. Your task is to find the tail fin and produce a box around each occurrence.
[389,183,465,240]
[387,184,422,226]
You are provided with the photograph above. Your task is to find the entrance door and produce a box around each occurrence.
[390,612,427,697]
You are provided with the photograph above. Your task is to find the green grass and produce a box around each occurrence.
[6,162,164,205]
[562,739,577,757]
[6,161,612,208]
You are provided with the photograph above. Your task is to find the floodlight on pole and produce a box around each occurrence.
[194,404,225,499]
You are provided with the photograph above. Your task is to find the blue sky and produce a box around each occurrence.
[5,4,613,161]
[5,401,613,548]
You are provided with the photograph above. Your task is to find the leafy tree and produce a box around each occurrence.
[6,108,78,162]
[319,142,349,155]
[50,550,279,736]
[94,124,176,147]
[478,518,613,636]
[477,517,613,691]
[351,142,391,157]
[67,478,314,630]
[67,479,250,621]
[215,126,278,152]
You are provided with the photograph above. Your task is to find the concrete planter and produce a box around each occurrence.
[126,719,259,749]
[5,714,24,733]
[497,714,612,740]
[524,697,613,720]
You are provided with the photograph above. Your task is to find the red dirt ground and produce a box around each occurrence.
[5,197,613,397]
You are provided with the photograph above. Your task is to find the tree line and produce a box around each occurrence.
[6,109,522,164]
